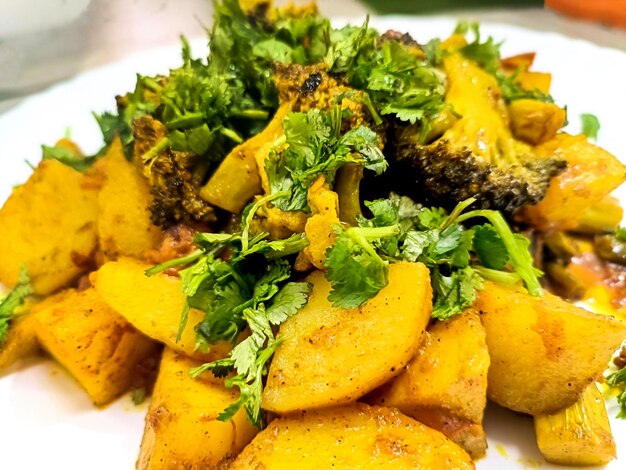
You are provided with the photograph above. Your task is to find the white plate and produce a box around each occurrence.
[1,17,626,470]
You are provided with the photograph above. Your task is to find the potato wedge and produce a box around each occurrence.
[519,133,626,230]
[262,262,432,413]
[0,159,98,295]
[369,310,489,458]
[0,311,39,372]
[94,258,231,361]
[138,348,257,470]
[97,138,162,260]
[508,99,566,145]
[230,403,474,469]
[475,281,626,415]
[534,383,616,466]
[33,287,159,406]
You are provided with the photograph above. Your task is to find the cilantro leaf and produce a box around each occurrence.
[265,282,312,325]
[41,145,95,172]
[473,224,509,270]
[324,225,399,308]
[606,366,626,419]
[580,113,600,140]
[0,266,33,346]
[267,108,387,212]
[432,266,483,320]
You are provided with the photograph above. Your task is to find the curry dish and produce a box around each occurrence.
[1,1,626,468]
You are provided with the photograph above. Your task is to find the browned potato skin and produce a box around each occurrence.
[137,348,257,470]
[96,138,163,261]
[94,258,232,362]
[230,403,474,469]
[262,262,432,413]
[368,310,489,459]
[33,287,159,406]
[475,281,626,415]
[0,159,98,295]
[508,99,566,145]
[518,133,626,230]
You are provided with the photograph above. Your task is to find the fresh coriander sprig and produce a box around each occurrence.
[0,266,33,346]
[146,192,310,426]
[606,366,626,419]
[323,195,542,318]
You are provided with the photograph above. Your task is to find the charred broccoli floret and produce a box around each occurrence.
[392,139,566,213]
[388,52,566,214]
[134,116,217,228]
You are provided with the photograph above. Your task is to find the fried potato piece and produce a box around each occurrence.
[0,160,98,295]
[97,138,163,260]
[94,258,231,362]
[519,133,626,230]
[137,348,257,470]
[262,262,432,413]
[230,403,474,469]
[33,287,159,406]
[475,281,626,415]
[200,103,291,213]
[369,310,489,458]
[534,383,616,466]
[508,99,566,145]
[297,176,340,270]
[0,311,39,372]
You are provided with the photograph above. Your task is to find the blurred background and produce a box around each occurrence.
[0,0,625,111]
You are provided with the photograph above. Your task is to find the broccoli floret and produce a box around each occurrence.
[133,116,217,229]
[392,139,566,213]
[387,52,566,214]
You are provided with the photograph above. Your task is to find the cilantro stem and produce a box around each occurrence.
[473,266,521,285]
[220,127,244,144]
[440,197,476,232]
[145,249,203,276]
[241,191,290,252]
[141,76,163,93]
[141,136,170,164]
[167,112,205,130]
[456,209,542,296]
[344,225,400,265]
[232,109,270,120]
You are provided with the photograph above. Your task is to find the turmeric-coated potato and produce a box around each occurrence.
[0,160,98,295]
[262,262,432,413]
[508,99,566,145]
[519,133,626,230]
[0,310,39,372]
[137,348,257,470]
[230,403,474,469]
[94,258,232,361]
[97,138,162,260]
[475,281,626,415]
[33,287,159,406]
[369,310,489,458]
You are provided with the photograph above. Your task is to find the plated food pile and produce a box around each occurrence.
[2,0,626,468]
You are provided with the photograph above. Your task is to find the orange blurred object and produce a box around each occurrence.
[546,0,626,28]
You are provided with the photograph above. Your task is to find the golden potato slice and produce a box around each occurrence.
[369,310,489,458]
[262,262,432,413]
[534,383,616,466]
[519,133,626,230]
[230,403,474,469]
[33,287,159,406]
[475,281,626,415]
[94,258,231,361]
[138,348,257,470]
[97,138,162,260]
[508,99,566,145]
[0,311,39,372]
[0,160,98,295]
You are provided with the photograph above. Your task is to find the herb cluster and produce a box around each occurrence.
[324,195,542,318]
